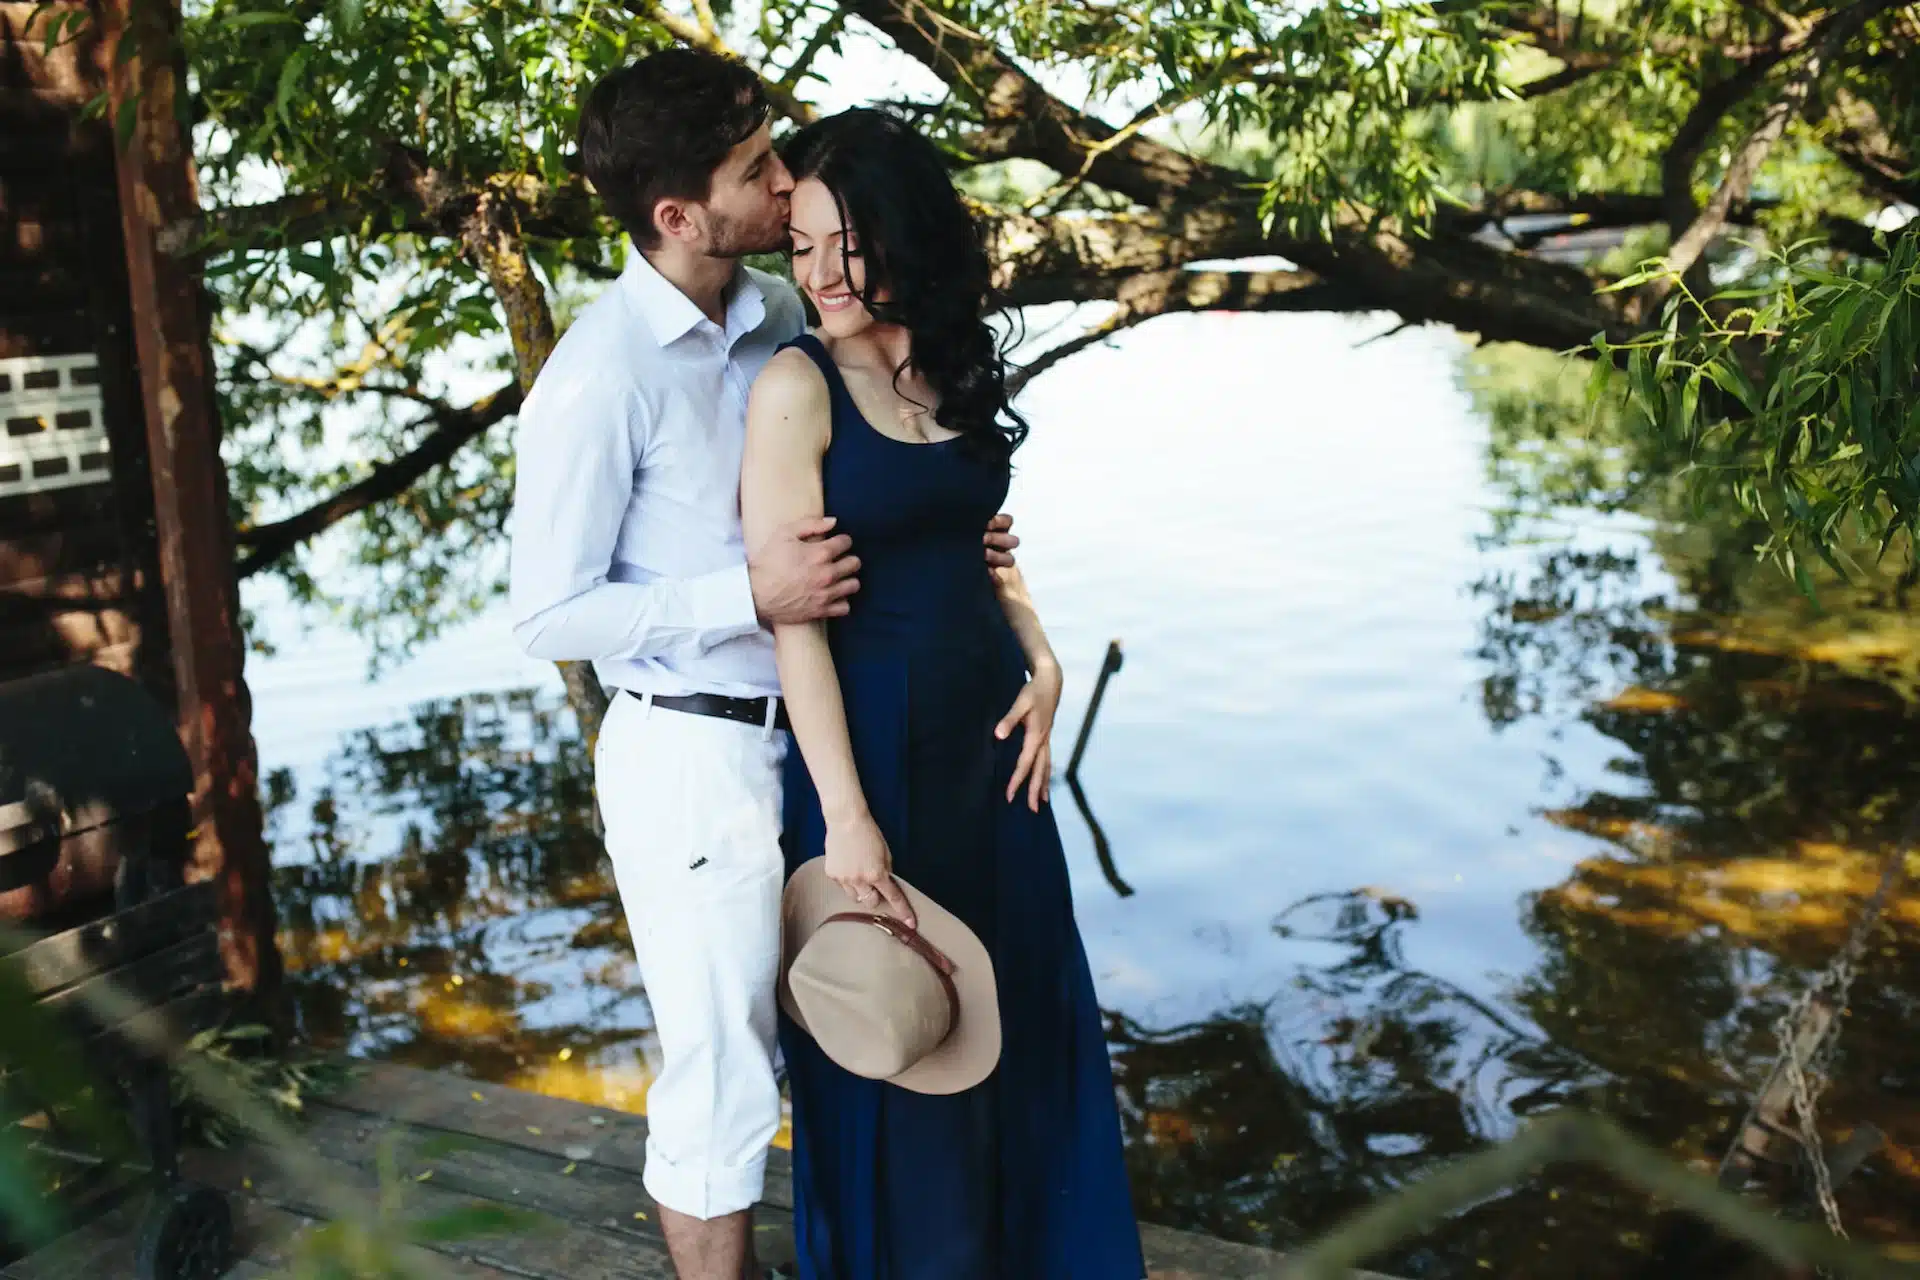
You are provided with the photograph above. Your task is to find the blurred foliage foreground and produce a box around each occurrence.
[6,916,1920,1278]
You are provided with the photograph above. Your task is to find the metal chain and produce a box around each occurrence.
[1778,996,1846,1238]
[1766,823,1912,1248]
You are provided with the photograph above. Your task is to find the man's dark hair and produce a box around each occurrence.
[577,48,771,249]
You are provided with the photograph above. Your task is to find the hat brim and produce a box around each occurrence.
[779,859,1001,1096]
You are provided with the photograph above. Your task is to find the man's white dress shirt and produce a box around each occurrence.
[509,248,806,697]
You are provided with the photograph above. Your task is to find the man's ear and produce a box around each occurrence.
[652,196,701,246]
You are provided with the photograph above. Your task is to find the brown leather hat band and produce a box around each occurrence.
[822,911,961,1031]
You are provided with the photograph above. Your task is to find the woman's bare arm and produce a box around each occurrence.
[990,562,1064,812]
[992,563,1060,682]
[740,348,913,922]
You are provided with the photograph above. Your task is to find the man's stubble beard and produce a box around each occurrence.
[704,208,791,260]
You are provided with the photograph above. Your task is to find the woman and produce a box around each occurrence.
[739,108,1145,1279]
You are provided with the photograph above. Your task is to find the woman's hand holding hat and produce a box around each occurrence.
[823,814,916,929]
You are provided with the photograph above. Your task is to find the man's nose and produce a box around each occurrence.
[769,155,795,197]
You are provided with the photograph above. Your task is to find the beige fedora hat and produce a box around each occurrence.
[779,861,1000,1095]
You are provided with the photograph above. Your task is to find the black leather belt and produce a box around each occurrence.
[628,689,790,733]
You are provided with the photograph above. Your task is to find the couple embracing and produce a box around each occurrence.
[509,46,1144,1280]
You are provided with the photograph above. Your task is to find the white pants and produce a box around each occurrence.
[595,691,787,1220]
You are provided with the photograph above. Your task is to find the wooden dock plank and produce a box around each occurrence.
[229,1194,532,1280]
[299,1098,677,1243]
[322,1063,656,1173]
[318,1064,1350,1277]
[8,1061,1396,1278]
[1141,1222,1352,1279]
[297,1097,798,1271]
[323,1062,795,1209]
[2,1187,304,1280]
[182,1143,679,1280]
[0,1194,145,1280]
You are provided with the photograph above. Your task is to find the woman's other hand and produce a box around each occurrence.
[996,661,1062,812]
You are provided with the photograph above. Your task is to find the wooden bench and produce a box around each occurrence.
[0,666,234,1280]
[2,875,234,1280]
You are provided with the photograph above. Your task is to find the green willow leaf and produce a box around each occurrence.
[403,1201,541,1244]
[1700,359,1757,412]
[113,95,138,148]
[0,1123,61,1248]
[276,48,310,127]
[1585,351,1612,407]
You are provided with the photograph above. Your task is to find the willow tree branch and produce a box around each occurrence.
[837,0,1240,211]
[622,0,818,124]
[1246,60,1611,108]
[1502,62,1613,100]
[171,173,602,261]
[688,0,719,41]
[1437,190,1778,238]
[1662,57,1791,235]
[1642,0,1907,318]
[388,152,556,391]
[1472,0,1791,63]
[1006,311,1147,399]
[159,187,351,256]
[1825,214,1895,258]
[843,0,1634,350]
[1659,0,1902,236]
[1823,88,1920,207]
[235,382,521,578]
[1007,268,1372,397]
[986,209,1271,305]
[177,0,822,260]
[779,8,849,90]
[388,149,611,743]
[1652,81,1807,310]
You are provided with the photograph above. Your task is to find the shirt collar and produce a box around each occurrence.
[725,269,768,341]
[621,246,768,348]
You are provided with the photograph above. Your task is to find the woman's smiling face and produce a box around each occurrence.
[788,177,887,338]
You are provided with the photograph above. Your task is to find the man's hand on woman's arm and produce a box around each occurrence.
[750,515,860,626]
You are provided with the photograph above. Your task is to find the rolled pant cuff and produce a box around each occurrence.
[642,1141,767,1221]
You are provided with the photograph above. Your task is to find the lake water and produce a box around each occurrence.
[245,312,1920,1277]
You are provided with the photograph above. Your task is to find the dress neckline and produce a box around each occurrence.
[795,333,964,450]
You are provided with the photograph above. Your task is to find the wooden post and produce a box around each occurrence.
[1066,639,1125,782]
[97,0,279,998]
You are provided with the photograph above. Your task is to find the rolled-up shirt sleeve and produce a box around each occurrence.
[508,367,759,663]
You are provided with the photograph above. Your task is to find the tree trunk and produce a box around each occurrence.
[401,166,612,748]
[103,0,282,1006]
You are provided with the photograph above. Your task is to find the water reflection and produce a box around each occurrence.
[263,340,1920,1278]
[1457,345,1920,1270]
[268,649,1920,1276]
[269,693,662,1107]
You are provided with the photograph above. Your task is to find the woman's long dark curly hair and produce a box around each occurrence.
[782,108,1028,460]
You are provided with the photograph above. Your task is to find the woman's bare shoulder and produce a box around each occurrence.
[753,344,831,406]
[748,346,834,452]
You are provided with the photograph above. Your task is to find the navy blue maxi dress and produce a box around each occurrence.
[776,334,1144,1280]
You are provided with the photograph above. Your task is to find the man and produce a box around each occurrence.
[508,49,1017,1280]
